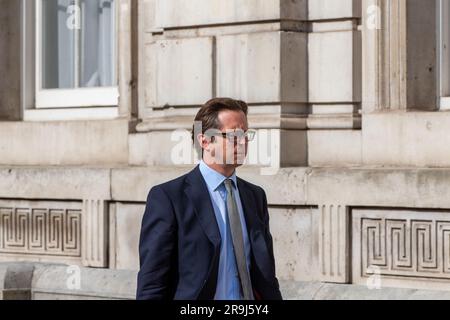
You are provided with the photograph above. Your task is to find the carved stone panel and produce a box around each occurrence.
[353,208,450,290]
[0,200,81,261]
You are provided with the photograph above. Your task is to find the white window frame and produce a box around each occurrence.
[21,0,120,121]
[438,0,450,110]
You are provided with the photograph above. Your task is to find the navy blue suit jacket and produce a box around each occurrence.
[136,165,282,300]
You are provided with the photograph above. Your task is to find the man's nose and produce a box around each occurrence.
[232,137,247,145]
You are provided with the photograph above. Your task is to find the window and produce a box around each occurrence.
[438,0,450,110]
[22,0,119,116]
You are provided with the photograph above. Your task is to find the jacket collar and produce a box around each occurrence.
[198,160,238,192]
[185,165,264,248]
[185,166,222,248]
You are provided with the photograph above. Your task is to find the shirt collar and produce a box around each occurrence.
[199,160,238,192]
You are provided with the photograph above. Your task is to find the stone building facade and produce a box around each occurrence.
[0,0,450,299]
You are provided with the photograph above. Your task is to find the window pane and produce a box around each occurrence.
[41,0,76,89]
[41,0,116,90]
[80,0,116,88]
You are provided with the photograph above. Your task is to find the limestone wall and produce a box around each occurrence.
[0,0,448,299]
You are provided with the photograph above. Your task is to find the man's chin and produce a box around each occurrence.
[233,157,247,166]
[234,154,246,165]
[224,162,244,167]
[211,155,247,166]
[221,161,246,167]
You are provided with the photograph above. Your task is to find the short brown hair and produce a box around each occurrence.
[192,98,248,146]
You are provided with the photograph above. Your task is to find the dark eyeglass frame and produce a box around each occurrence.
[207,129,257,143]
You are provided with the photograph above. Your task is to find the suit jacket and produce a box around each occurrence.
[136,165,282,300]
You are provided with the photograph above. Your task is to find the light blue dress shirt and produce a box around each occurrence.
[199,160,253,300]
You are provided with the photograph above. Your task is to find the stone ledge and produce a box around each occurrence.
[0,120,129,166]
[2,165,450,209]
[0,167,111,200]
[306,167,450,209]
[279,280,450,300]
[1,263,449,300]
[32,264,136,300]
[153,0,308,30]
[112,165,450,208]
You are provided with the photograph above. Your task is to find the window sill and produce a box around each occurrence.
[23,107,120,122]
[35,87,119,109]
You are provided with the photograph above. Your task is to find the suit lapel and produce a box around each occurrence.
[238,178,274,281]
[184,167,265,252]
[185,166,221,248]
[237,178,265,240]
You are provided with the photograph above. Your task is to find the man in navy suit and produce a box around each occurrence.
[137,98,282,300]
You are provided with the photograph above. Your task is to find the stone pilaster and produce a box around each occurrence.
[82,200,109,268]
[318,204,350,283]
[0,0,21,120]
[362,0,437,112]
[118,0,139,121]
[308,0,362,130]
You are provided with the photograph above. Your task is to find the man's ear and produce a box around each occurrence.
[197,134,212,151]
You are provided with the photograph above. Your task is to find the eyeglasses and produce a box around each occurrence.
[208,129,257,143]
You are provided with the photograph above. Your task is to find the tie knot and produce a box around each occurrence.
[224,179,234,192]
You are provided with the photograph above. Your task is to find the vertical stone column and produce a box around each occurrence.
[82,200,109,268]
[308,0,362,130]
[108,203,117,270]
[306,0,363,166]
[362,0,437,112]
[118,0,139,122]
[318,204,350,283]
[137,0,157,120]
[0,0,21,120]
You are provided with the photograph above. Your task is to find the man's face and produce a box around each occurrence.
[207,110,249,168]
